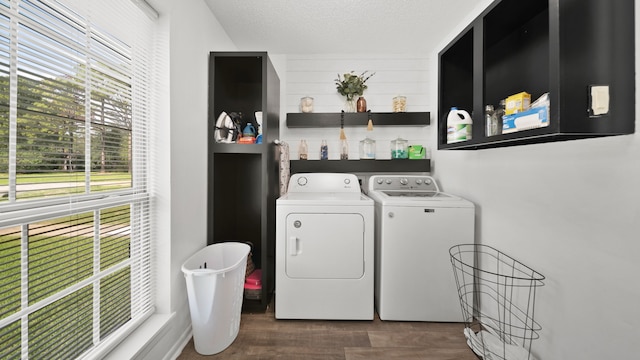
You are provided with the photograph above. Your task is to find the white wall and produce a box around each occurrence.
[431,1,640,359]
[167,0,236,319]
[141,0,238,358]
[142,0,638,358]
[280,54,432,161]
[278,2,640,359]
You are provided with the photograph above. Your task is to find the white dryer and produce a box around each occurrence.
[275,173,374,320]
[366,174,475,322]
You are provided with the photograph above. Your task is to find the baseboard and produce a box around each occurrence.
[164,326,193,360]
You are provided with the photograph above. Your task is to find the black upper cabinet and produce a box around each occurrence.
[438,0,635,150]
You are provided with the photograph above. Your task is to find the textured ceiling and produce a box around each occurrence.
[203,0,480,54]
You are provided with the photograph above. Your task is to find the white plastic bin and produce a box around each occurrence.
[181,242,250,355]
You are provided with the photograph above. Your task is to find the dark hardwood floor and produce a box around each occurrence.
[177,300,478,360]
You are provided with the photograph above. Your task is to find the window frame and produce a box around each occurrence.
[0,0,156,358]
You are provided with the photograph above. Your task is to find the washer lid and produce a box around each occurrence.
[380,190,453,198]
[368,190,473,208]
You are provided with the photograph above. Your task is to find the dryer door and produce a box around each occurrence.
[285,213,364,279]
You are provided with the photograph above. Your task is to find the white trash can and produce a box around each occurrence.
[181,242,250,355]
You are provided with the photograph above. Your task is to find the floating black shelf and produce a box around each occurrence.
[290,159,431,174]
[286,112,430,128]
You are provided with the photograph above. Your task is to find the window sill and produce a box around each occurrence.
[102,313,175,360]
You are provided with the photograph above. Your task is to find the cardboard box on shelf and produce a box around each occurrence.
[505,92,531,115]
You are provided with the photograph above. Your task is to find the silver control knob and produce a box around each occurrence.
[385,179,392,184]
[416,179,423,185]
[376,178,384,184]
[400,178,408,185]
[344,178,351,184]
[424,178,432,185]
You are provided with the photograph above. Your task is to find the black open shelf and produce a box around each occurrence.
[287,112,430,128]
[290,159,431,174]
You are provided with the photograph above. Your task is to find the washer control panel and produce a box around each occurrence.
[369,175,439,192]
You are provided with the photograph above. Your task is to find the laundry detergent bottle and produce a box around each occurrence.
[243,123,256,137]
[446,107,472,143]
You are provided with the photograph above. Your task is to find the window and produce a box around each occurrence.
[0,0,156,358]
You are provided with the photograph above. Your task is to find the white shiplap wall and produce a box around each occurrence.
[280,54,435,160]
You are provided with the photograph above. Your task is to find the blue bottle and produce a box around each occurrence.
[320,140,328,160]
[243,123,256,137]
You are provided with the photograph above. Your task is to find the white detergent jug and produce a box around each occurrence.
[446,107,473,143]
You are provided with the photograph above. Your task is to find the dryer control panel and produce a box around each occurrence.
[288,173,361,193]
[369,175,440,192]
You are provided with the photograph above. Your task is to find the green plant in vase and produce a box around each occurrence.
[335,70,375,112]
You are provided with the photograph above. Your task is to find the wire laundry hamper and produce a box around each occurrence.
[449,244,545,360]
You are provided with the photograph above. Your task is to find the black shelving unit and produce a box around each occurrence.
[208,52,279,312]
[287,111,431,173]
[438,0,635,150]
[287,112,430,128]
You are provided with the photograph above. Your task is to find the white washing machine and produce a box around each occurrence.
[275,173,374,320]
[365,174,475,322]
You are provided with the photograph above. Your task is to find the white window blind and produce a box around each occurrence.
[0,0,157,359]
